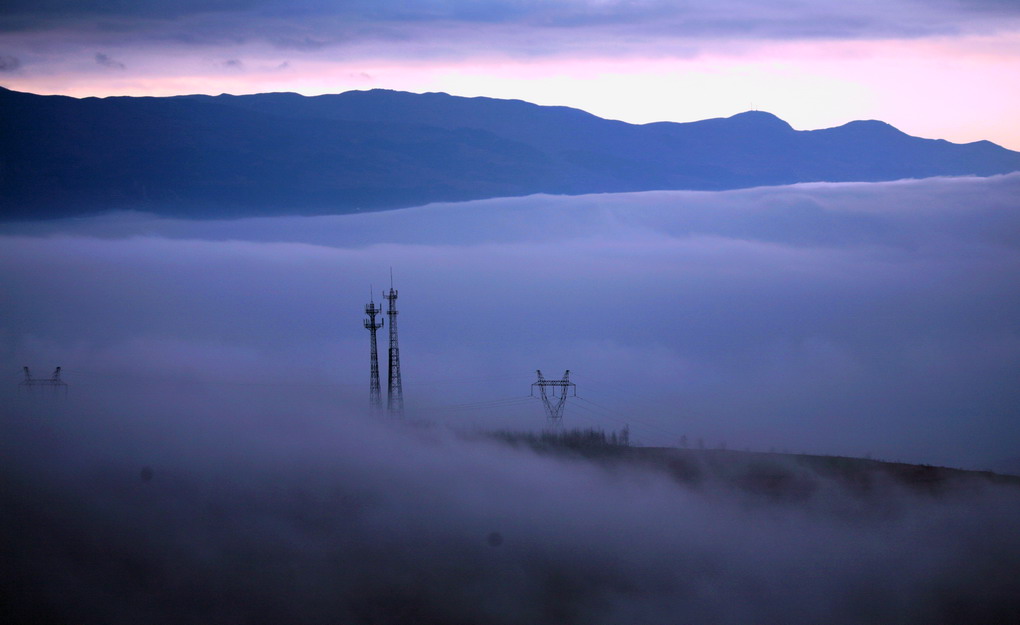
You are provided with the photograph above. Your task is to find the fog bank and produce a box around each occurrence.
[3,393,1019,625]
[4,175,1020,621]
[3,174,1020,468]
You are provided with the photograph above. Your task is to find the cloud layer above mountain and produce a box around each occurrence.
[3,174,1019,470]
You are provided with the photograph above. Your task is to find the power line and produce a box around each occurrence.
[445,396,535,409]
[403,373,521,388]
[567,399,622,428]
[574,395,688,442]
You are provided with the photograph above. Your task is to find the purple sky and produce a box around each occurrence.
[2,0,1020,149]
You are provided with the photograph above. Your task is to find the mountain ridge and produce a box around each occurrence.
[2,86,1019,220]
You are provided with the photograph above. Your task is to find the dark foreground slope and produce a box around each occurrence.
[490,429,1020,501]
[4,408,1020,625]
[3,87,1020,219]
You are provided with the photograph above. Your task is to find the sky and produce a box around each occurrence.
[2,0,1020,150]
[3,173,1020,471]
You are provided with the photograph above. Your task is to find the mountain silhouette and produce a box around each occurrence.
[2,86,1018,219]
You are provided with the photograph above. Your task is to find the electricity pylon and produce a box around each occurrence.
[364,290,384,414]
[532,370,575,429]
[20,366,68,395]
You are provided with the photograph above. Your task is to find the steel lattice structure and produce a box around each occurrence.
[532,369,575,429]
[20,366,68,396]
[363,292,384,414]
[384,278,404,417]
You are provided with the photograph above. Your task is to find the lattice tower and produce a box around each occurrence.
[384,280,404,417]
[532,369,575,429]
[364,292,384,414]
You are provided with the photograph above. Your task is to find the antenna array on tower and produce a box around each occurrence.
[384,275,404,417]
[364,289,384,414]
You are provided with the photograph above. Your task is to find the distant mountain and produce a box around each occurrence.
[3,86,1019,219]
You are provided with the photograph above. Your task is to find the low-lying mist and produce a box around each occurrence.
[3,391,1019,625]
[4,174,1020,622]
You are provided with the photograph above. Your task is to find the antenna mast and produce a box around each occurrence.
[364,287,384,414]
[384,271,404,417]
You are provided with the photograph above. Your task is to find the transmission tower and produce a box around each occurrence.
[384,272,404,417]
[532,370,575,429]
[20,366,68,396]
[364,289,384,414]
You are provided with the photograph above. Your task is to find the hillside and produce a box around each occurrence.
[488,429,1020,502]
[4,412,1020,625]
[3,87,1020,219]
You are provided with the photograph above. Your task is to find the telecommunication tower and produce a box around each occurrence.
[384,272,404,417]
[20,366,68,396]
[532,370,575,429]
[363,289,384,414]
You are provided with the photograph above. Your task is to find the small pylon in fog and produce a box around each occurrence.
[531,370,575,429]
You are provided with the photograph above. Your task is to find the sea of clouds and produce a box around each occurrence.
[3,175,1020,623]
[3,173,1019,467]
